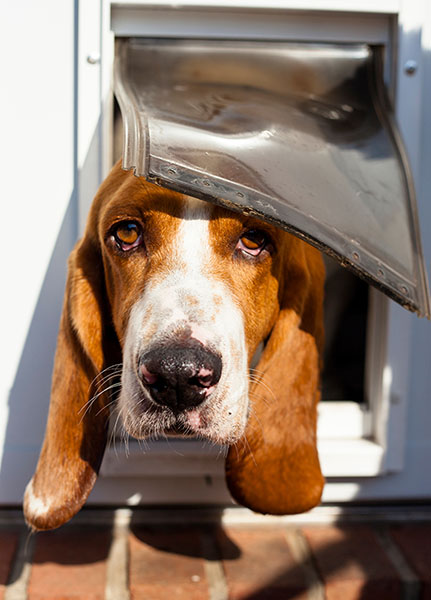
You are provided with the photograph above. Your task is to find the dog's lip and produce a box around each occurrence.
[165,407,206,434]
[164,422,194,437]
[165,409,205,437]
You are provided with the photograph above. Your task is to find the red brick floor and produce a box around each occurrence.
[2,509,431,599]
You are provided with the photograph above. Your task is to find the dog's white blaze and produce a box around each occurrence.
[119,195,250,442]
[178,197,212,278]
[174,197,216,328]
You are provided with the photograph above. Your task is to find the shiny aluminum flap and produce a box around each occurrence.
[114,38,430,318]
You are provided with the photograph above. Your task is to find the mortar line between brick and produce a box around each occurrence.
[201,530,229,600]
[284,528,326,600]
[4,530,35,600]
[374,527,421,600]
[105,509,131,600]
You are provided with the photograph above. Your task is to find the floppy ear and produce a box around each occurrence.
[225,242,325,515]
[24,228,118,530]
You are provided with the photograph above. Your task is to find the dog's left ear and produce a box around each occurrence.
[24,199,118,530]
[225,241,325,515]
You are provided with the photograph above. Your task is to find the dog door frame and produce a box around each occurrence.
[75,0,429,504]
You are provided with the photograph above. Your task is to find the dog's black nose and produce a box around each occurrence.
[138,340,222,410]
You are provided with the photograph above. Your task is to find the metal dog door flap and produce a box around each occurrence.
[114,38,430,318]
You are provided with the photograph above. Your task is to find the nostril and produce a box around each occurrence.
[140,363,159,386]
[189,367,217,389]
[139,364,170,394]
[139,364,171,393]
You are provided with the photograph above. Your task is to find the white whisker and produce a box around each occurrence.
[78,381,122,422]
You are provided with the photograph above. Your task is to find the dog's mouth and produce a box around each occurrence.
[164,417,201,438]
[119,387,247,445]
[119,390,211,438]
[160,404,208,437]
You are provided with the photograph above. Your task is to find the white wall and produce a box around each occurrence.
[0,0,77,501]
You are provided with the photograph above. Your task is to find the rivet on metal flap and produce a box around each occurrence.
[114,38,431,318]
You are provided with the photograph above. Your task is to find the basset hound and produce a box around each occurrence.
[24,161,325,530]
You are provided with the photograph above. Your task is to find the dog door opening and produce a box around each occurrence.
[322,256,368,403]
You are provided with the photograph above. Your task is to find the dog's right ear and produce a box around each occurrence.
[24,190,119,531]
[225,241,325,515]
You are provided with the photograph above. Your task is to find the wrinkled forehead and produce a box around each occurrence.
[96,168,287,253]
[97,170,254,240]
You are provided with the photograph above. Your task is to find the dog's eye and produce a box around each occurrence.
[237,230,269,256]
[111,222,143,251]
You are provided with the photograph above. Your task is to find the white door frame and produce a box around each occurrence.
[76,0,431,504]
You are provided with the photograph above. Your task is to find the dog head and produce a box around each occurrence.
[24,161,325,529]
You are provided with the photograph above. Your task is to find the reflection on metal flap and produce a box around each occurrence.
[114,38,430,318]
